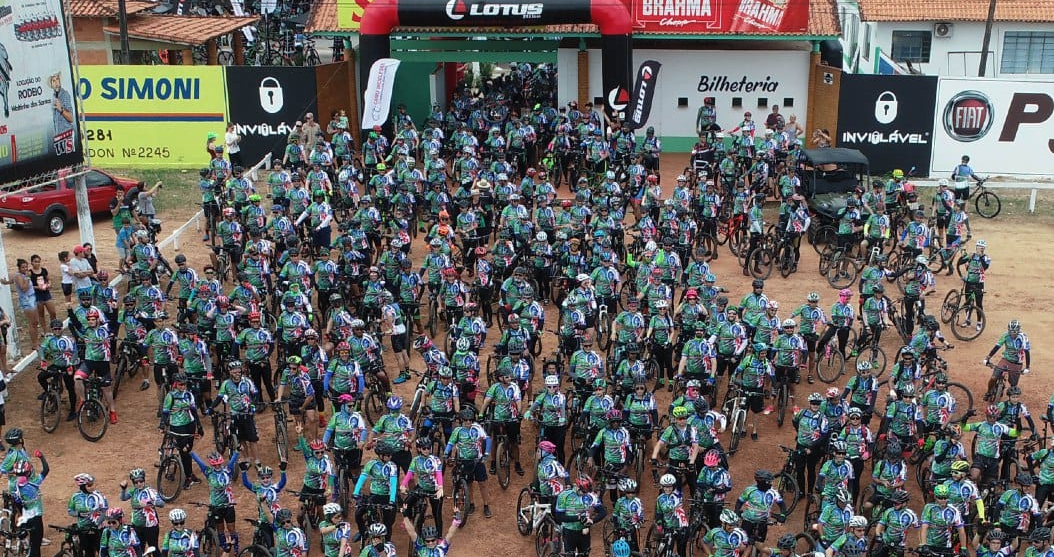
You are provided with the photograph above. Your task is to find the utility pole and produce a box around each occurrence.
[118,0,131,64]
[978,0,997,76]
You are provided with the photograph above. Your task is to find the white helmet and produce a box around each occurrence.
[169,509,187,522]
[544,375,560,387]
[645,241,657,251]
[497,173,508,181]
[456,337,471,352]
[322,503,342,516]
[659,473,677,487]
[938,178,949,187]
[782,318,796,328]
[849,515,868,528]
[536,231,548,242]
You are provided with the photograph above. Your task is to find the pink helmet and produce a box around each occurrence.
[704,449,721,467]
[838,288,852,298]
[685,289,699,299]
[538,441,557,454]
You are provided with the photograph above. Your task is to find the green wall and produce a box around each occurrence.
[393,61,436,127]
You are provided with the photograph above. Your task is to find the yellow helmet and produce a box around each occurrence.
[951,460,970,473]
[892,169,904,179]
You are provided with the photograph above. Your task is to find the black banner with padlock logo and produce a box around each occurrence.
[837,74,938,175]
[226,66,318,167]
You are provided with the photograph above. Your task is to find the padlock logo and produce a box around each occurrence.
[875,91,898,124]
[259,77,284,114]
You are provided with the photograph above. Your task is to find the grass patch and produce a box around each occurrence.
[123,168,200,214]
[911,186,1054,224]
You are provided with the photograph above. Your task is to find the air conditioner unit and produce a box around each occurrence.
[934,22,954,38]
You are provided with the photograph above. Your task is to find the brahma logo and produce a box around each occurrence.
[942,90,994,142]
[445,0,543,21]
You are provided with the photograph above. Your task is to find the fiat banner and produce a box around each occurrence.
[932,77,1054,177]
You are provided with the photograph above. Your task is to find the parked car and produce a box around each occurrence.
[0,168,142,236]
[799,147,870,224]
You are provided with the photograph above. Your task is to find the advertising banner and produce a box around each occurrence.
[621,0,808,34]
[226,66,317,165]
[625,60,660,130]
[77,66,228,168]
[362,58,400,130]
[932,77,1054,177]
[0,0,82,185]
[837,74,937,175]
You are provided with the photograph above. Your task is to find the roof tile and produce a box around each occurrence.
[69,0,155,17]
[858,0,1054,22]
[103,14,259,46]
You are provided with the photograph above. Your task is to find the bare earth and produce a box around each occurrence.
[2,153,1051,556]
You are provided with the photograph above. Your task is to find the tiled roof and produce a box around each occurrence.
[68,0,155,17]
[858,0,1054,22]
[103,14,260,46]
[308,0,838,36]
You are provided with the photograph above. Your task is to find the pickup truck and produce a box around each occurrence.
[0,169,142,236]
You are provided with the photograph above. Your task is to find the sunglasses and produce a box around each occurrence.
[172,521,185,526]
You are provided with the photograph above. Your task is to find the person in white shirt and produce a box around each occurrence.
[225,122,243,167]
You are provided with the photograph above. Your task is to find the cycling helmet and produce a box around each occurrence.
[685,288,699,299]
[206,452,225,466]
[1009,319,1021,333]
[755,470,774,483]
[1030,528,1051,543]
[216,296,230,307]
[574,477,594,492]
[976,239,987,248]
[848,515,867,528]
[227,360,243,371]
[438,366,453,379]
[753,342,768,353]
[826,387,840,398]
[248,311,261,321]
[420,525,439,542]
[612,540,631,557]
[337,394,355,406]
[843,545,865,557]
[74,473,94,486]
[308,439,326,451]
[672,406,689,419]
[539,440,557,455]
[951,460,970,473]
[986,404,1001,417]
[807,393,823,404]
[287,355,302,365]
[50,318,66,329]
[129,468,146,481]
[169,509,187,523]
[830,441,847,453]
[336,342,350,352]
[924,317,939,331]
[11,461,30,476]
[704,273,717,282]
[659,473,677,487]
[898,384,916,397]
[777,534,796,550]
[545,375,560,387]
[885,440,902,457]
[856,360,873,372]
[413,336,432,350]
[1008,386,1022,396]
[987,530,1005,542]
[915,254,928,265]
[703,449,720,467]
[86,309,100,319]
[848,407,863,418]
[459,408,475,421]
[693,399,711,415]
[606,409,622,422]
[455,338,471,352]
[304,328,319,339]
[171,373,188,386]
[415,436,434,450]
[276,509,294,524]
[1017,472,1035,486]
[322,503,342,517]
[258,466,273,478]
[719,509,739,524]
[3,429,22,444]
[351,319,366,329]
[838,288,852,298]
[752,279,764,289]
[890,489,910,504]
[768,300,779,310]
[836,487,854,504]
[933,484,951,499]
[386,396,403,411]
[106,508,124,521]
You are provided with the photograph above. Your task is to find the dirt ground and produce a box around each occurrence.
[2,153,1051,556]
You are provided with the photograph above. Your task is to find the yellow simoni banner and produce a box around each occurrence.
[77,65,228,167]
[337,0,374,30]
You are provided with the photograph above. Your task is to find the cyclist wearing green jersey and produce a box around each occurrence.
[873,490,917,557]
[160,509,198,557]
[919,484,966,555]
[702,509,749,557]
[319,503,352,557]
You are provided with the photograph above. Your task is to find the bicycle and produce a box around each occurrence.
[0,506,30,557]
[353,501,394,550]
[360,364,388,426]
[774,371,794,427]
[77,376,109,442]
[596,303,613,352]
[112,340,144,398]
[157,429,192,502]
[188,501,227,557]
[48,524,92,557]
[643,522,688,557]
[483,418,514,490]
[516,488,553,538]
[211,410,241,459]
[983,362,1010,403]
[266,401,290,463]
[447,459,480,529]
[212,245,233,284]
[774,445,804,515]
[720,382,758,454]
[820,243,863,289]
[289,489,323,547]
[236,516,274,557]
[39,364,68,433]
[945,287,986,341]
[959,177,1000,219]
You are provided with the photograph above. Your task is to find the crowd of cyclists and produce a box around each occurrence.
[0,62,1046,557]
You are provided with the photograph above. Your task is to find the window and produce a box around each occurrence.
[84,170,114,188]
[862,24,872,61]
[891,30,932,63]
[1001,32,1054,74]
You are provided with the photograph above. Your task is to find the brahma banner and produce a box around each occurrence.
[931,77,1054,177]
[362,58,401,130]
[623,0,808,34]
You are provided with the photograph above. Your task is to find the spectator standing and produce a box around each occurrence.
[765,106,785,130]
[109,188,134,234]
[225,123,243,167]
[2,258,39,342]
[302,112,322,150]
[82,244,98,273]
[58,251,74,302]
[28,255,57,324]
[69,246,95,293]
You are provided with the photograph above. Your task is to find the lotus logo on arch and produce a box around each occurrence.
[445,0,544,21]
[943,90,994,142]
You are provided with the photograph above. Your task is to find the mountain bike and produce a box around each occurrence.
[157,429,191,502]
[774,370,794,427]
[112,340,144,398]
[720,383,753,454]
[959,178,1000,218]
[289,489,323,548]
[39,364,68,433]
[361,363,388,426]
[48,524,92,557]
[266,401,289,463]
[448,459,478,529]
[236,516,275,557]
[484,418,514,490]
[78,376,109,442]
[774,445,804,515]
[188,501,227,557]
[947,287,985,341]
[0,505,30,557]
[211,410,241,459]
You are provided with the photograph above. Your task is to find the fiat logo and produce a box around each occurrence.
[943,91,994,142]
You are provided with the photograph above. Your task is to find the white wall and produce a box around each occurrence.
[558,47,812,139]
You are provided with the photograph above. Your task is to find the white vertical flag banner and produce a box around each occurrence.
[362,58,401,130]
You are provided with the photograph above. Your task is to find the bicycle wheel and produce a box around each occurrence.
[428,303,438,338]
[112,354,127,398]
[618,282,637,312]
[274,413,288,463]
[775,472,801,515]
[516,488,534,535]
[826,253,858,289]
[777,383,789,427]
[201,527,223,557]
[409,389,425,424]
[497,439,511,489]
[975,191,1001,218]
[778,244,796,278]
[237,545,272,557]
[951,305,986,341]
[40,391,61,433]
[364,391,385,426]
[728,410,745,454]
[338,467,355,516]
[748,248,774,280]
[946,381,974,423]
[940,290,960,324]
[818,246,833,276]
[816,349,845,384]
[452,479,470,529]
[915,458,932,497]
[810,226,836,255]
[729,227,747,256]
[699,234,718,261]
[571,447,595,480]
[794,532,818,556]
[77,398,108,442]
[156,455,184,502]
[860,345,887,377]
[801,494,818,531]
[535,519,557,557]
[597,311,612,351]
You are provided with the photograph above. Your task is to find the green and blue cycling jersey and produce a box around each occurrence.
[703,525,749,557]
[191,451,238,507]
[321,519,352,557]
[920,502,963,547]
[353,458,398,501]
[68,489,108,529]
[591,426,632,465]
[160,529,198,557]
[818,503,852,544]
[876,506,918,546]
[736,485,784,523]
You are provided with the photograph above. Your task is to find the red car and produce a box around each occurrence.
[0,168,142,236]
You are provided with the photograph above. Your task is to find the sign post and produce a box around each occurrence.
[0,233,20,359]
[75,174,95,248]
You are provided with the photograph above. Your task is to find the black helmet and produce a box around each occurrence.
[420,526,439,541]
[776,534,796,550]
[693,398,710,415]
[1017,472,1035,486]
[752,279,764,289]
[49,319,64,329]
[459,408,475,421]
[754,470,774,482]
[174,254,187,264]
[329,293,343,303]
[123,295,135,305]
[886,440,902,457]
[1029,528,1050,543]
[3,428,23,444]
[276,509,293,523]
[890,490,910,504]
[199,168,210,177]
[415,437,432,449]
